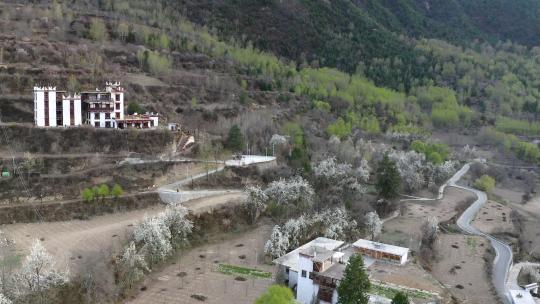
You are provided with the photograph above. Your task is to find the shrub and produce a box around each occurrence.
[111,184,124,198]
[327,117,352,139]
[81,188,94,202]
[89,18,107,42]
[474,175,495,192]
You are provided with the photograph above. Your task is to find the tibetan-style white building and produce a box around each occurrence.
[33,87,82,127]
[33,82,158,129]
[274,237,409,304]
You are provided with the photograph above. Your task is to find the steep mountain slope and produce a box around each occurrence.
[175,0,540,73]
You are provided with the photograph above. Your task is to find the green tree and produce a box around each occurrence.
[474,175,495,192]
[97,184,110,199]
[89,18,107,42]
[226,125,245,152]
[81,188,94,202]
[391,292,409,304]
[111,184,124,198]
[327,117,352,139]
[255,285,295,304]
[127,101,143,114]
[337,254,370,304]
[375,153,401,200]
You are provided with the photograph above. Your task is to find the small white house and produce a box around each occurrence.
[274,237,409,304]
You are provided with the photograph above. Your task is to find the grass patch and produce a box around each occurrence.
[217,263,272,279]
[371,283,432,300]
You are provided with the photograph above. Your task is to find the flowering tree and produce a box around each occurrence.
[269,134,287,152]
[264,226,290,259]
[312,157,366,206]
[162,205,193,248]
[356,159,371,183]
[365,212,382,240]
[14,240,68,298]
[133,215,172,265]
[244,186,268,224]
[0,294,11,304]
[282,216,309,248]
[264,176,314,210]
[318,208,358,240]
[120,242,148,289]
[389,150,425,193]
[421,216,439,248]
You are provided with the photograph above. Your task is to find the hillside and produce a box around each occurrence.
[174,0,540,73]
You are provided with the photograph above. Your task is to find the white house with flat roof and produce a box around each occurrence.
[273,237,409,304]
[352,239,408,265]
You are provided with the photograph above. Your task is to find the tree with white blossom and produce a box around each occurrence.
[162,205,193,248]
[318,208,358,240]
[244,185,268,224]
[365,212,382,240]
[133,215,172,265]
[14,240,69,299]
[0,294,11,304]
[264,176,314,213]
[282,215,309,248]
[119,242,149,289]
[356,159,371,183]
[421,216,439,248]
[270,134,288,156]
[389,150,425,193]
[312,157,366,206]
[264,226,290,259]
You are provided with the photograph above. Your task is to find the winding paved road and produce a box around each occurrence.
[450,163,513,304]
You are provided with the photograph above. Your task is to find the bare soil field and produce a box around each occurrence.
[369,262,445,299]
[381,187,474,251]
[125,224,274,304]
[472,200,515,235]
[431,234,498,304]
[510,195,540,260]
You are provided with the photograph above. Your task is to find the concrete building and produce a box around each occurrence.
[352,239,408,265]
[274,237,409,304]
[81,82,125,128]
[33,87,82,127]
[116,113,159,129]
[33,82,159,129]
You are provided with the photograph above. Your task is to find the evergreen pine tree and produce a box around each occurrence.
[337,254,370,304]
[375,153,401,200]
[226,125,245,152]
[391,291,410,304]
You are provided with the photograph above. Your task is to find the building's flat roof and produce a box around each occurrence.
[273,237,345,272]
[509,289,535,304]
[352,239,409,257]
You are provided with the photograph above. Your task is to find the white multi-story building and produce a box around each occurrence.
[82,82,125,128]
[274,237,409,304]
[33,86,82,127]
[33,82,159,129]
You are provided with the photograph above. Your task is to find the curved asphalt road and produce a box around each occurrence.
[450,163,513,304]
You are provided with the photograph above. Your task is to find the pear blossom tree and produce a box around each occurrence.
[365,212,382,240]
[282,215,309,248]
[133,215,172,265]
[264,226,290,259]
[244,185,268,224]
[421,216,439,248]
[0,294,11,304]
[119,242,149,289]
[312,157,366,206]
[162,205,193,248]
[14,240,69,299]
[264,176,314,215]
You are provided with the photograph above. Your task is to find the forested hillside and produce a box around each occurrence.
[2,0,540,164]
